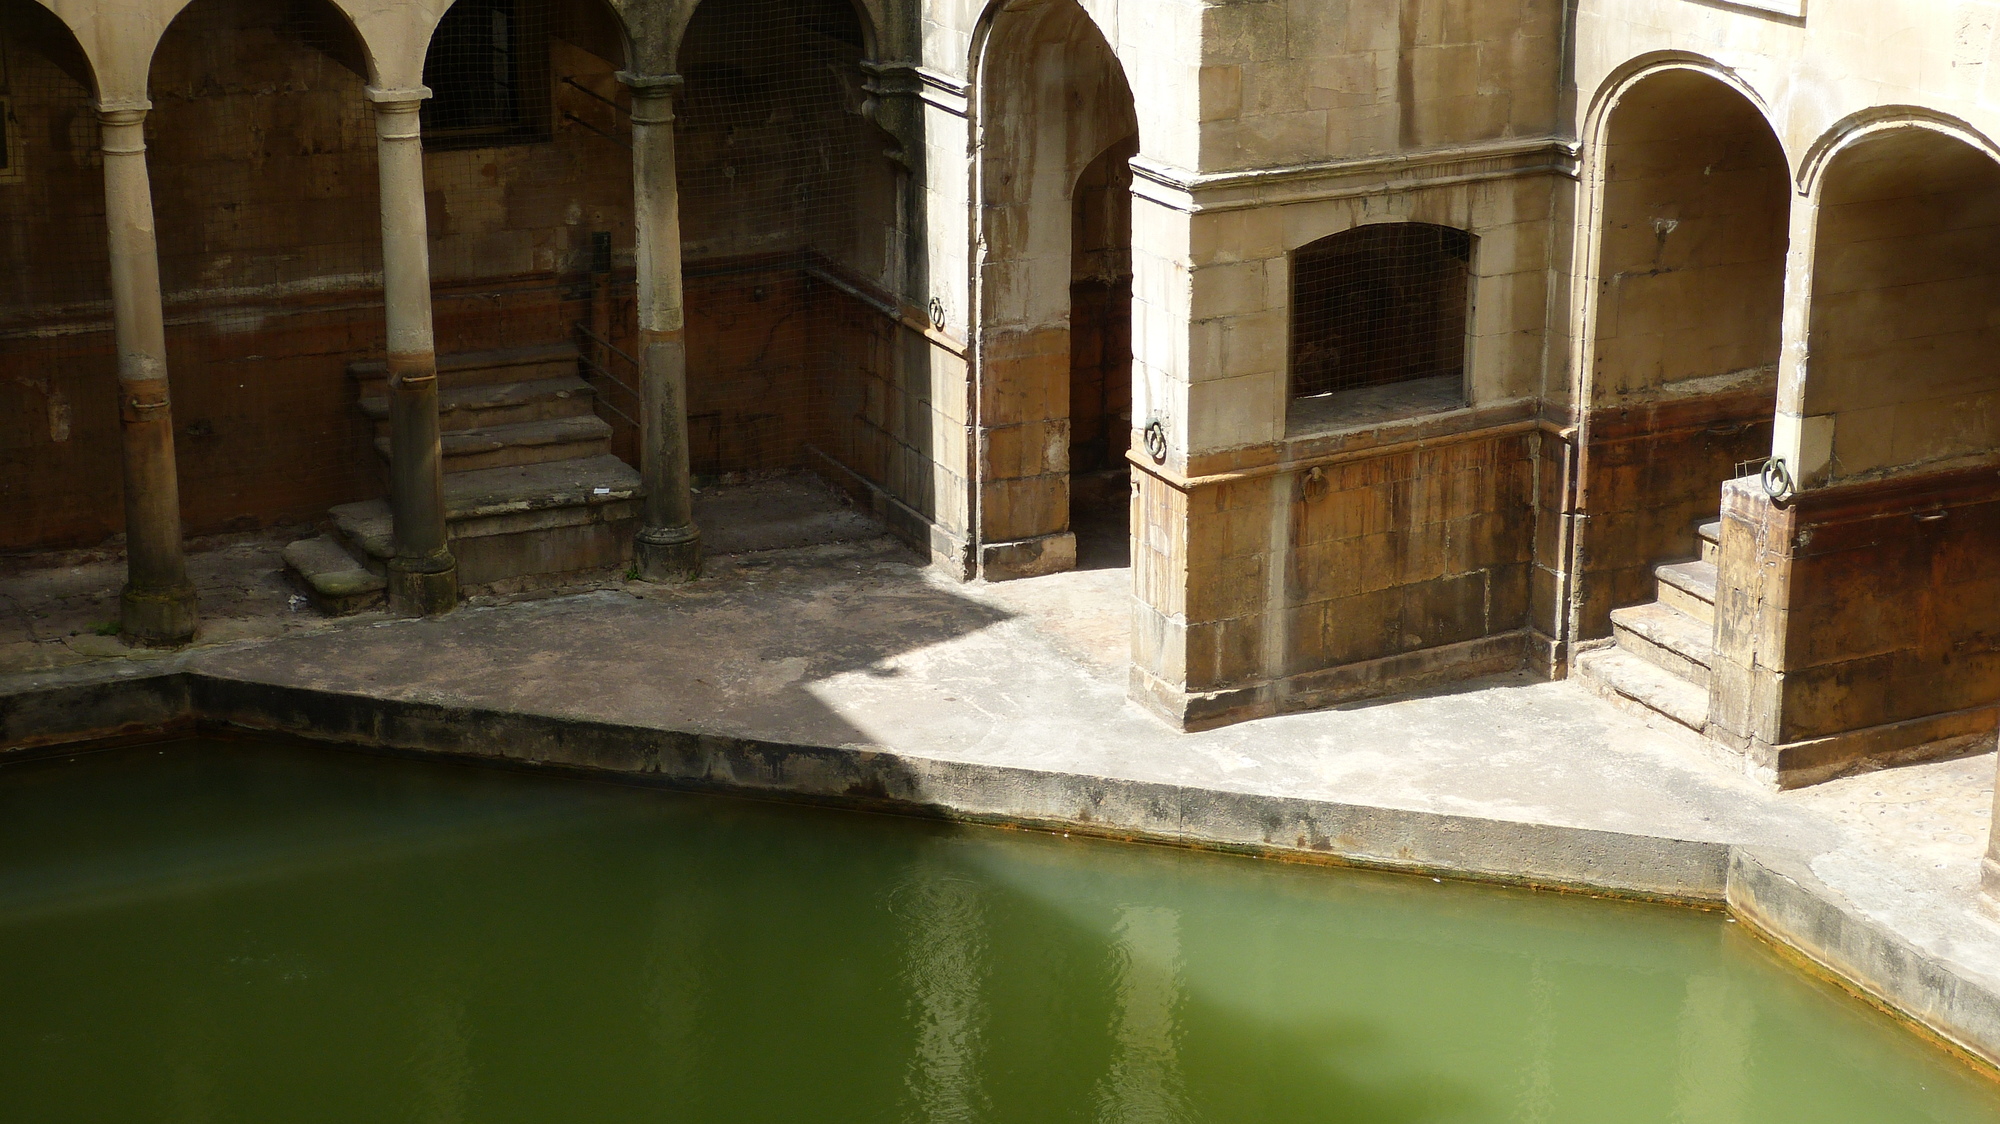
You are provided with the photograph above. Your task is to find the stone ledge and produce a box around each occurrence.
[1729,848,2000,1071]
[1133,630,1531,731]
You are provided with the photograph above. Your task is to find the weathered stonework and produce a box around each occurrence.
[10,0,2000,810]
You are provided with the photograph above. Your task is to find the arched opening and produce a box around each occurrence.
[1805,128,2000,482]
[1289,222,1473,405]
[0,0,113,551]
[1066,133,1137,564]
[416,0,640,467]
[144,0,379,535]
[1698,125,2000,782]
[673,0,907,551]
[975,0,1137,579]
[1575,68,1790,639]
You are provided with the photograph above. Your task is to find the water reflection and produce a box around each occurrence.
[1673,972,1754,1124]
[412,996,470,1124]
[2,741,1998,1124]
[899,867,991,1123]
[1512,961,1557,1123]
[1095,905,1191,1124]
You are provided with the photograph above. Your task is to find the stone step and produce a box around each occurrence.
[1573,645,1709,733]
[1654,559,1718,626]
[372,414,612,473]
[1609,600,1714,689]
[330,454,644,587]
[280,533,385,615]
[1698,518,1721,565]
[348,342,579,399]
[359,375,595,436]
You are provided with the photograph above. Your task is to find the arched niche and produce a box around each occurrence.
[1804,126,2000,484]
[972,0,1137,577]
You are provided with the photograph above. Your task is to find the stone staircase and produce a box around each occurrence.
[1573,519,1721,733]
[283,343,643,613]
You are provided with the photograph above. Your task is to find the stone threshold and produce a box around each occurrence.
[4,660,2000,1073]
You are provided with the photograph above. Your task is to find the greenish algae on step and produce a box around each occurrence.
[2,738,1997,1123]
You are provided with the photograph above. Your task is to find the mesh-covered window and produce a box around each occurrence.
[1290,222,1472,399]
[423,0,552,147]
[674,0,905,484]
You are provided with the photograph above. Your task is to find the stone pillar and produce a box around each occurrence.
[366,86,457,615]
[620,71,700,582]
[1983,761,2000,909]
[98,103,197,647]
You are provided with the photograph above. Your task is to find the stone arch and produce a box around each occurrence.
[661,0,880,71]
[969,0,1138,579]
[0,0,118,549]
[142,0,384,534]
[1572,55,1790,408]
[1798,105,2000,200]
[1565,61,1793,641]
[670,0,911,548]
[1704,117,2000,783]
[1800,123,2000,485]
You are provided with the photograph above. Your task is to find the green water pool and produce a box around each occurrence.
[1,737,1996,1122]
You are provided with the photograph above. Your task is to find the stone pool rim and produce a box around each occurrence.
[7,661,2000,1080]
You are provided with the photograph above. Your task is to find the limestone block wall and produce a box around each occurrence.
[1802,130,2000,486]
[1195,0,1564,172]
[1565,66,1791,639]
[1574,0,2000,772]
[1710,475,2000,785]
[1129,157,1563,723]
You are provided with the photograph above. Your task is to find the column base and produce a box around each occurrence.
[389,555,459,617]
[635,524,702,583]
[1981,857,2000,919]
[120,582,199,648]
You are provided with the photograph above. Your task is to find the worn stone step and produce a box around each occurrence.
[1573,645,1708,733]
[280,533,385,615]
[373,414,612,473]
[348,342,579,398]
[330,454,644,587]
[360,375,594,436]
[1610,600,1714,689]
[1654,559,1718,626]
[1698,518,1722,565]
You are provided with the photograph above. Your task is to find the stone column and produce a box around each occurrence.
[366,86,457,615]
[619,71,701,582]
[1984,766,2000,910]
[98,102,197,647]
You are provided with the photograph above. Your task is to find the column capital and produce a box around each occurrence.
[365,84,433,107]
[97,100,151,150]
[96,98,152,120]
[618,72,682,126]
[616,71,683,93]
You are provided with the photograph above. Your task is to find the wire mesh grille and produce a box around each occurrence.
[0,1,117,550]
[1290,222,1473,400]
[1,0,906,557]
[143,0,383,536]
[421,0,639,461]
[674,0,903,485]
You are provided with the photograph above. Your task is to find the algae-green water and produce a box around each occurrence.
[2,739,1997,1123]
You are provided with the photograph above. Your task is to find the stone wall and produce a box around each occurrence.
[1,0,637,549]
[1710,473,2000,785]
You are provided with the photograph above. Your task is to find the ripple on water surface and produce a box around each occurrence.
[1,737,1997,1123]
